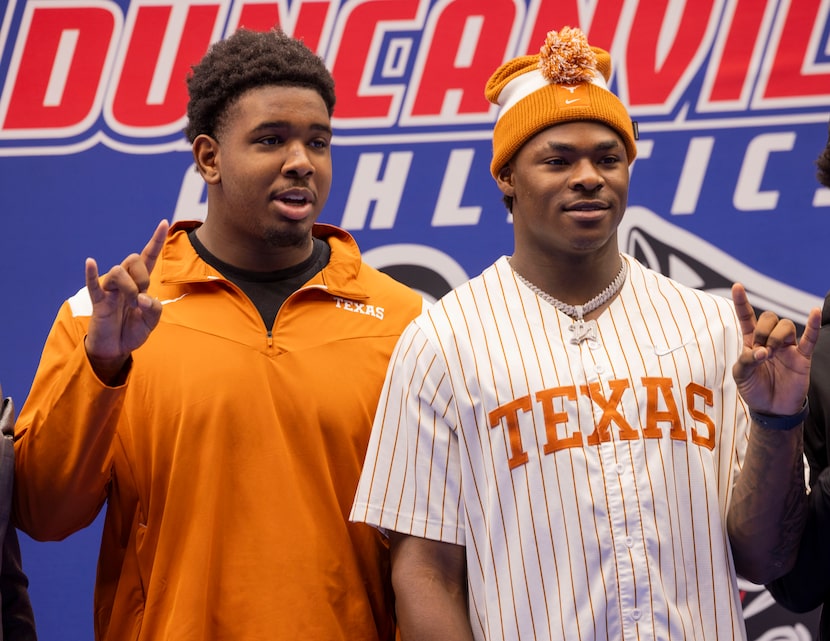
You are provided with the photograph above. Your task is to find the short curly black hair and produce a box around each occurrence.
[817,124,830,188]
[184,28,335,143]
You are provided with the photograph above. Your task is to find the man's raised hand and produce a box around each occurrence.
[84,220,169,383]
[731,282,821,417]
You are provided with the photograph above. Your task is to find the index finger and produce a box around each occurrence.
[731,282,757,345]
[85,257,102,303]
[140,220,170,276]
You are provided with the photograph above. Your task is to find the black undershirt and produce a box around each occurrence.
[188,231,331,329]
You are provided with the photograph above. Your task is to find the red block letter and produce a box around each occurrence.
[761,0,830,103]
[624,0,716,110]
[232,1,332,53]
[701,0,769,105]
[1,5,118,133]
[405,0,516,120]
[328,0,421,124]
[524,0,624,54]
[107,3,221,134]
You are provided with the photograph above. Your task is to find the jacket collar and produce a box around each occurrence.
[158,221,370,300]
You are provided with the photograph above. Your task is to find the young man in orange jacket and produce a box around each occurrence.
[14,28,422,641]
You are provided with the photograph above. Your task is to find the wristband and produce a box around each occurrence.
[749,398,809,431]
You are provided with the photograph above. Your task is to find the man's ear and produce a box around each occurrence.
[192,134,220,184]
[496,164,514,195]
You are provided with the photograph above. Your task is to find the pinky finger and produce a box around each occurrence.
[798,307,822,358]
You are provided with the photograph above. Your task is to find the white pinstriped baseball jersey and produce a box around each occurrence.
[351,254,751,641]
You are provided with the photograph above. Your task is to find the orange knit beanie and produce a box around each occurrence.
[485,26,638,178]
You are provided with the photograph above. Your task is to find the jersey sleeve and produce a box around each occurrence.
[350,319,465,546]
[13,293,125,541]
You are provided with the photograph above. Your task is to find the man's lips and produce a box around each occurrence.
[272,188,314,220]
[563,201,610,221]
[564,200,608,212]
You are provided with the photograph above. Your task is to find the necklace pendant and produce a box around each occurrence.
[569,319,598,345]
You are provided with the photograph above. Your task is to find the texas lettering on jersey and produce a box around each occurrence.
[333,295,385,319]
[491,377,716,470]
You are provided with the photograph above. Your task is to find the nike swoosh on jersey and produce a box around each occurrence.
[653,341,694,356]
[565,98,580,104]
[160,294,189,305]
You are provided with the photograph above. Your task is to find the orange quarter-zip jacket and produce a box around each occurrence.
[14,221,424,641]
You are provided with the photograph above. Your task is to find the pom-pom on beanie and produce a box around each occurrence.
[485,26,638,178]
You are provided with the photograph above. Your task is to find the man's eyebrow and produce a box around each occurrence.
[545,139,621,152]
[253,121,333,135]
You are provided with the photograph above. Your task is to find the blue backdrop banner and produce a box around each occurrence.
[1,0,827,638]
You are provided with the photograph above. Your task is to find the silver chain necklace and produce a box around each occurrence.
[511,258,628,344]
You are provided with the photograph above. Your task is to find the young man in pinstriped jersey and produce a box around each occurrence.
[351,27,821,640]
